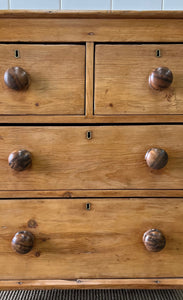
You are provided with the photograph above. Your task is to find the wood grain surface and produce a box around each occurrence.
[0,44,85,115]
[1,18,183,43]
[1,278,183,290]
[0,189,183,198]
[1,10,183,19]
[0,115,182,124]
[86,42,94,117]
[0,198,183,279]
[0,14,183,122]
[0,125,182,192]
[95,44,183,115]
[0,10,182,290]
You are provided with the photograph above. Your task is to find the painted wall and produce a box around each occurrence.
[0,0,183,10]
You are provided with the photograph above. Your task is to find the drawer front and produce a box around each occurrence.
[0,198,183,279]
[0,44,85,115]
[1,125,183,191]
[95,44,183,115]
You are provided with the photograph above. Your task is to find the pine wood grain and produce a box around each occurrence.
[1,18,183,43]
[0,10,182,289]
[1,278,183,290]
[0,115,182,123]
[0,126,182,192]
[86,42,94,117]
[0,189,183,198]
[0,198,183,280]
[95,44,183,115]
[1,10,183,19]
[0,44,85,115]
[0,12,183,122]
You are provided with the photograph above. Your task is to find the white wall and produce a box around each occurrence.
[0,0,183,10]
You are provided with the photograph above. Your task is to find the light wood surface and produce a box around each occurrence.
[0,126,182,192]
[0,44,85,115]
[0,18,183,43]
[0,189,183,198]
[0,12,182,122]
[1,278,183,290]
[86,42,94,117]
[0,198,183,280]
[2,10,183,19]
[0,10,182,289]
[0,115,182,123]
[95,44,183,115]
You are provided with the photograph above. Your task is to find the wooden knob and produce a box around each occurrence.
[143,229,166,252]
[149,67,173,90]
[8,149,32,171]
[4,67,30,91]
[11,231,34,254]
[145,148,168,170]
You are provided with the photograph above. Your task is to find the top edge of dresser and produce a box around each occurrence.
[0,10,183,19]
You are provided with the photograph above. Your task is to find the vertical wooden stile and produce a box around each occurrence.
[86,42,94,117]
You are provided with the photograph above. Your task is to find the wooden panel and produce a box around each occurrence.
[2,10,183,19]
[0,44,85,115]
[1,278,183,290]
[0,198,183,279]
[1,19,183,42]
[95,44,183,115]
[1,189,183,199]
[86,42,94,117]
[0,125,182,191]
[0,115,183,124]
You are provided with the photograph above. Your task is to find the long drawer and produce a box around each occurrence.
[0,125,183,192]
[0,198,183,279]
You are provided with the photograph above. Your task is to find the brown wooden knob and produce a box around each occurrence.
[143,229,166,252]
[149,67,173,90]
[145,148,168,170]
[11,231,34,254]
[8,149,32,171]
[4,67,30,91]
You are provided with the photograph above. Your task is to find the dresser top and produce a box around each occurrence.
[0,10,183,19]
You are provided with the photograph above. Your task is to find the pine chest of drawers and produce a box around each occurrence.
[1,10,183,290]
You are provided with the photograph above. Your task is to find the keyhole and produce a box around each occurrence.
[86,131,92,140]
[156,49,161,57]
[15,50,20,58]
[86,203,91,210]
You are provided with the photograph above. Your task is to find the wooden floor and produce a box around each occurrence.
[0,289,183,300]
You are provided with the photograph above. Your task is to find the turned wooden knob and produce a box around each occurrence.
[143,229,166,252]
[11,231,34,254]
[8,149,32,171]
[145,148,168,170]
[4,67,30,91]
[149,67,173,90]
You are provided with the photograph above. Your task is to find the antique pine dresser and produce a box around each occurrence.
[0,10,183,290]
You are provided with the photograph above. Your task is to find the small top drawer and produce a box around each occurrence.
[94,44,183,115]
[0,44,85,115]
